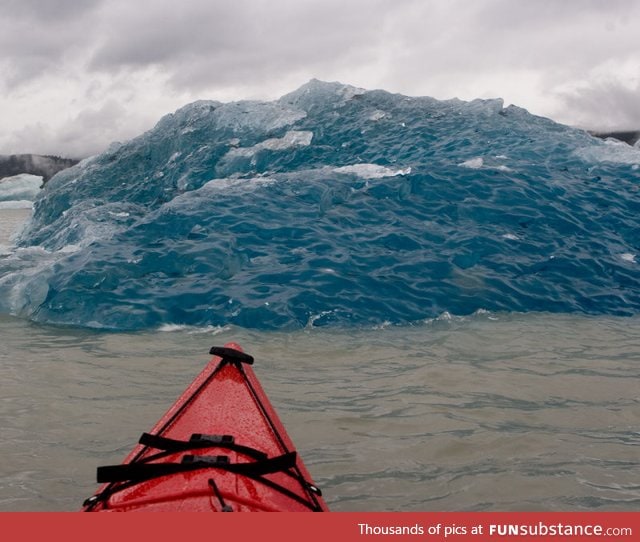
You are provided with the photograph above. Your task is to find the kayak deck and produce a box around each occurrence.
[83,344,328,512]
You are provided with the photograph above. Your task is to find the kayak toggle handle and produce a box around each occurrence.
[209,346,254,365]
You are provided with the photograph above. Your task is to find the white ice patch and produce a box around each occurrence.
[0,174,43,202]
[256,130,313,151]
[165,177,278,206]
[201,176,277,192]
[576,139,640,165]
[459,157,484,169]
[368,110,388,121]
[222,130,313,160]
[58,244,81,254]
[459,157,512,172]
[333,164,411,179]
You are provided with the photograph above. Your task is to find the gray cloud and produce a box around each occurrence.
[88,0,393,89]
[0,0,101,89]
[7,100,146,158]
[559,80,640,130]
[1,0,639,157]
[0,0,102,22]
[382,0,639,78]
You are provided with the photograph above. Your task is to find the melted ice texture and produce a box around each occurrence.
[1,80,639,330]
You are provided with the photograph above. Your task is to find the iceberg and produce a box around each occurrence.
[0,174,43,206]
[1,80,638,330]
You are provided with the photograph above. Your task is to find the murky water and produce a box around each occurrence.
[1,209,639,511]
[1,313,639,511]
[0,208,31,252]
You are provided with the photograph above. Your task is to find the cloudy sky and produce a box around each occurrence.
[1,0,639,158]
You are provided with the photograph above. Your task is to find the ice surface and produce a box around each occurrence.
[459,157,484,169]
[1,80,638,330]
[219,131,313,168]
[575,138,640,165]
[333,164,411,179]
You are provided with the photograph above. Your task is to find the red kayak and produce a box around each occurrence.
[82,343,328,512]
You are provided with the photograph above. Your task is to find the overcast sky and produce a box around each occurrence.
[1,0,639,158]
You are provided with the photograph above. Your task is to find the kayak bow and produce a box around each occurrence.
[83,343,328,512]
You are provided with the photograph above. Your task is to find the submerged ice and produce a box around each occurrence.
[1,80,639,330]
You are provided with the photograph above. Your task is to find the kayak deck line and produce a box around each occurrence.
[82,343,328,512]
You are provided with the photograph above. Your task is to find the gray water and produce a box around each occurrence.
[0,208,31,253]
[1,210,639,511]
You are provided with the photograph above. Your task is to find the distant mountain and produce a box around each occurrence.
[0,154,78,183]
[589,130,640,146]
